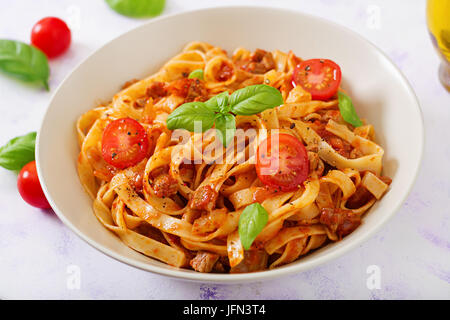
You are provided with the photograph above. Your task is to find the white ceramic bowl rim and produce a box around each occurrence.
[36,5,424,283]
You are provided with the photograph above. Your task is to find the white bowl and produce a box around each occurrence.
[36,6,423,283]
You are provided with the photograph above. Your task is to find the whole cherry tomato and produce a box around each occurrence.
[31,17,71,58]
[17,160,51,209]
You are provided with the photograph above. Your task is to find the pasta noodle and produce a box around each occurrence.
[76,42,391,273]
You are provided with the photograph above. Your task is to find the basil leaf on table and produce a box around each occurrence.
[188,69,204,80]
[215,113,236,147]
[105,0,165,18]
[238,203,269,250]
[0,40,49,90]
[229,84,284,115]
[338,91,363,127]
[166,102,216,132]
[0,132,36,171]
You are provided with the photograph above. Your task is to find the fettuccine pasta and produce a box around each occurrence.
[76,42,391,273]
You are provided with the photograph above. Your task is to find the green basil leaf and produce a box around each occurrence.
[0,40,49,90]
[338,91,363,127]
[238,203,269,250]
[166,102,216,132]
[205,91,229,112]
[188,69,204,80]
[229,84,283,115]
[105,0,165,18]
[0,132,36,171]
[215,113,236,147]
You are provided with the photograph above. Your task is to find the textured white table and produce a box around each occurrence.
[0,0,449,300]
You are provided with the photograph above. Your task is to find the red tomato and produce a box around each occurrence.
[31,17,71,58]
[101,118,149,169]
[292,59,342,100]
[256,133,309,192]
[17,161,51,209]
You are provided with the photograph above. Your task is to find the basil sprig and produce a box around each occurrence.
[0,40,50,90]
[338,91,363,127]
[188,69,204,80]
[0,132,36,172]
[105,0,165,18]
[238,203,269,250]
[166,84,283,146]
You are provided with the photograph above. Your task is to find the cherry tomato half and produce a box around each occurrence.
[31,17,71,58]
[17,161,51,209]
[292,59,342,101]
[256,133,309,192]
[101,118,149,169]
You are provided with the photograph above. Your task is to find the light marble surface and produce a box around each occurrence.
[0,0,449,300]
